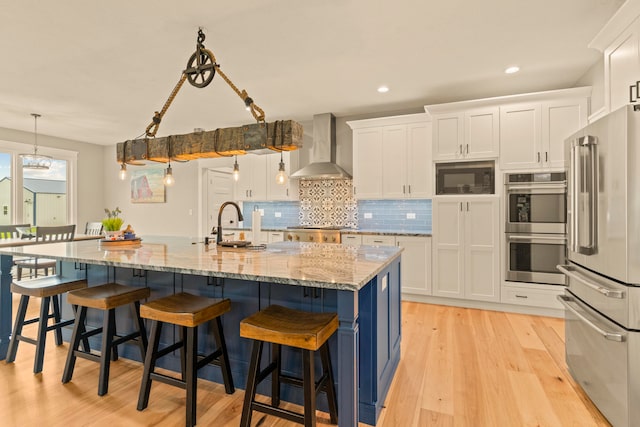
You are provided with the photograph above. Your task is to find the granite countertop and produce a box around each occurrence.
[0,237,402,291]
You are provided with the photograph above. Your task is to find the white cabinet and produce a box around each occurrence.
[348,114,431,200]
[432,197,499,302]
[235,152,299,201]
[341,233,362,245]
[431,107,499,161]
[267,231,284,243]
[266,151,299,201]
[396,236,432,296]
[234,155,267,201]
[362,235,395,246]
[500,98,588,170]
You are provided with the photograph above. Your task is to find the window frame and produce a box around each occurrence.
[0,139,78,226]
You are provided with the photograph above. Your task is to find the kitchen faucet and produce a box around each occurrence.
[216,201,244,245]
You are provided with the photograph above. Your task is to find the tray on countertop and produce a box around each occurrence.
[99,238,142,246]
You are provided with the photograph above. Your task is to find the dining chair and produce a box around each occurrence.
[14,225,76,280]
[0,224,31,239]
[84,222,104,236]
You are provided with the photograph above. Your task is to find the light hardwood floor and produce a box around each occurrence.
[0,296,611,426]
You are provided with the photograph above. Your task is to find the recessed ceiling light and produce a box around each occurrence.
[377,86,389,93]
[505,66,520,74]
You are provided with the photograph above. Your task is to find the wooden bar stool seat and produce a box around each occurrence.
[6,276,88,374]
[239,304,339,427]
[62,283,150,396]
[137,292,235,427]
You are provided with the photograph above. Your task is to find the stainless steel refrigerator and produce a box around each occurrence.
[557,104,640,427]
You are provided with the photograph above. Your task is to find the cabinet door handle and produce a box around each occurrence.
[545,151,548,162]
[460,202,463,211]
[466,144,469,154]
[286,188,289,197]
[459,144,463,155]
[537,152,541,163]
[466,202,469,211]
[408,184,411,194]
[403,184,406,194]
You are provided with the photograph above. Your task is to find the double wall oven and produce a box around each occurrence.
[505,172,567,285]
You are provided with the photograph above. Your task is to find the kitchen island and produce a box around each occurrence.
[0,237,402,427]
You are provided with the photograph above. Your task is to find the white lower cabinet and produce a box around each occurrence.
[396,236,432,296]
[341,233,362,245]
[432,197,500,302]
[267,231,284,243]
[501,282,565,310]
[343,233,432,297]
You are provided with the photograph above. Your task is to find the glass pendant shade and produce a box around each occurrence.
[20,113,52,170]
[118,163,127,180]
[163,163,175,186]
[232,156,240,181]
[276,158,287,185]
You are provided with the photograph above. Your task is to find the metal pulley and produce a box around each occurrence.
[184,29,216,88]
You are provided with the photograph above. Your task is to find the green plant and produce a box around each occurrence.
[102,207,124,231]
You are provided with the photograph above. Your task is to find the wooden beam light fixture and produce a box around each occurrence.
[116,29,303,166]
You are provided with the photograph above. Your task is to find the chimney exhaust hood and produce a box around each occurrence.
[290,113,352,180]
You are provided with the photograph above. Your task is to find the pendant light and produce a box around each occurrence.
[118,163,127,180]
[20,113,52,170]
[275,152,287,185]
[232,156,240,181]
[162,139,175,186]
[162,162,175,186]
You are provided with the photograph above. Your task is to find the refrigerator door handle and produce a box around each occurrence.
[556,264,625,299]
[557,295,626,342]
[572,135,598,255]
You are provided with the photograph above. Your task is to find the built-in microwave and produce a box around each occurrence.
[435,161,495,195]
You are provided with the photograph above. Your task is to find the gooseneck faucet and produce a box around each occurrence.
[216,201,244,245]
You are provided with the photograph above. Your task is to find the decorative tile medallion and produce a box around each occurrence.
[299,179,358,227]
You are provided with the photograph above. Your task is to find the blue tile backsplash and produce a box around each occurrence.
[241,198,432,233]
[356,199,431,233]
[241,201,299,228]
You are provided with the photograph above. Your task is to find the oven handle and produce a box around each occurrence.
[506,183,567,192]
[556,264,625,299]
[557,295,626,342]
[507,235,566,244]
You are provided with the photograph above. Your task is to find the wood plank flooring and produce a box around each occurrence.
[0,296,611,426]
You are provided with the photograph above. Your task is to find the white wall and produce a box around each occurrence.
[576,57,605,114]
[0,127,104,229]
[102,144,238,238]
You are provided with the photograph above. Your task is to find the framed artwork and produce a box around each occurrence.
[130,168,166,203]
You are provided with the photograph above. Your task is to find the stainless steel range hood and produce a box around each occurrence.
[290,113,352,180]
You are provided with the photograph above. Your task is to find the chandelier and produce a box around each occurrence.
[20,113,52,170]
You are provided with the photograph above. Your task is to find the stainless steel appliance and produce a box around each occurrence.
[505,172,566,233]
[506,233,567,285]
[557,105,640,427]
[435,160,495,195]
[285,226,342,243]
[504,172,567,285]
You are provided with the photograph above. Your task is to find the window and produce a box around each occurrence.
[0,152,11,224]
[0,140,77,226]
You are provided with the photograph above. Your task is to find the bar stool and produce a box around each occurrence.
[62,283,150,396]
[6,276,88,373]
[239,304,339,427]
[136,292,235,427]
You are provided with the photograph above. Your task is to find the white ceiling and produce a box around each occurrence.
[0,0,624,145]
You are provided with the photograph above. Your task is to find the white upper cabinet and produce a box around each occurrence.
[234,154,267,201]
[589,2,640,116]
[267,151,299,201]
[235,151,299,201]
[427,87,590,171]
[431,107,499,161]
[348,113,431,200]
[500,97,588,170]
